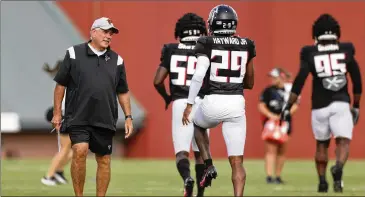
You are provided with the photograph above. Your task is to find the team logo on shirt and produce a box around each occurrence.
[105,55,110,62]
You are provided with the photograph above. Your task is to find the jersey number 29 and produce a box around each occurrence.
[210,49,248,83]
[170,55,197,86]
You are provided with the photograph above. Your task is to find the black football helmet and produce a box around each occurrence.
[312,13,341,41]
[207,4,238,36]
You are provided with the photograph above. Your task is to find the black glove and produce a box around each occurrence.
[164,95,172,110]
[351,108,359,125]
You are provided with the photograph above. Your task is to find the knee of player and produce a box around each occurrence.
[229,156,243,166]
[335,137,351,145]
[175,151,189,161]
[315,152,328,163]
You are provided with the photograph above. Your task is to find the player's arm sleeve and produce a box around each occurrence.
[291,49,311,96]
[53,49,72,87]
[291,61,310,95]
[116,56,129,94]
[347,47,362,95]
[187,56,210,104]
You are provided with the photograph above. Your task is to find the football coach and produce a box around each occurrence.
[51,17,133,196]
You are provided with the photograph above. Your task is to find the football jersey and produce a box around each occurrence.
[298,42,358,109]
[194,36,256,95]
[159,42,205,101]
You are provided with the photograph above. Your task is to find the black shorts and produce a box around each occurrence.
[68,125,115,156]
[59,123,69,134]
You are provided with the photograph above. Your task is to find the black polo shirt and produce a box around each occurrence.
[54,42,129,132]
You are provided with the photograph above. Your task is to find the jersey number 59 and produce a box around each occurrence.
[170,55,197,86]
[210,49,248,83]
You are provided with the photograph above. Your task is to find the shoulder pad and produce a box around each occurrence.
[340,42,355,55]
[197,36,210,45]
[160,43,179,61]
[247,38,256,51]
[159,44,170,61]
[163,43,179,51]
[300,45,312,60]
[244,38,255,46]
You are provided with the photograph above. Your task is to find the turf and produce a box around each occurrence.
[1,159,364,196]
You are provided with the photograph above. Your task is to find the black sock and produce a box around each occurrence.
[335,161,344,170]
[319,175,327,183]
[195,164,205,196]
[56,170,64,174]
[204,159,213,167]
[333,161,344,181]
[177,159,191,181]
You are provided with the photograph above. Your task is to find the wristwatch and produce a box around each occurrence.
[125,115,133,120]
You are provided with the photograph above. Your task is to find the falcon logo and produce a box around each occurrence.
[105,55,110,62]
[322,75,347,91]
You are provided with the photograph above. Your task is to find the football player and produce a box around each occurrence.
[280,14,362,193]
[153,13,208,197]
[182,5,256,197]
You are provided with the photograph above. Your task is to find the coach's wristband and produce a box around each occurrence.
[125,115,133,120]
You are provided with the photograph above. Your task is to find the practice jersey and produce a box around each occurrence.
[291,42,362,109]
[159,43,205,101]
[194,36,256,95]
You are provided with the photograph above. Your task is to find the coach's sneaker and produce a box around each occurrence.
[41,176,58,186]
[317,182,328,193]
[183,177,194,197]
[200,166,217,188]
[54,171,68,184]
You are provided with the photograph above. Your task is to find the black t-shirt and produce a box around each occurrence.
[54,42,129,131]
[260,85,286,115]
[194,35,256,95]
[291,42,362,109]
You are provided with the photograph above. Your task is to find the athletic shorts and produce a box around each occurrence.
[68,125,115,156]
[311,102,353,141]
[193,94,246,156]
[172,97,209,154]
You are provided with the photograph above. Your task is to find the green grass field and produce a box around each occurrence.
[2,159,364,196]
